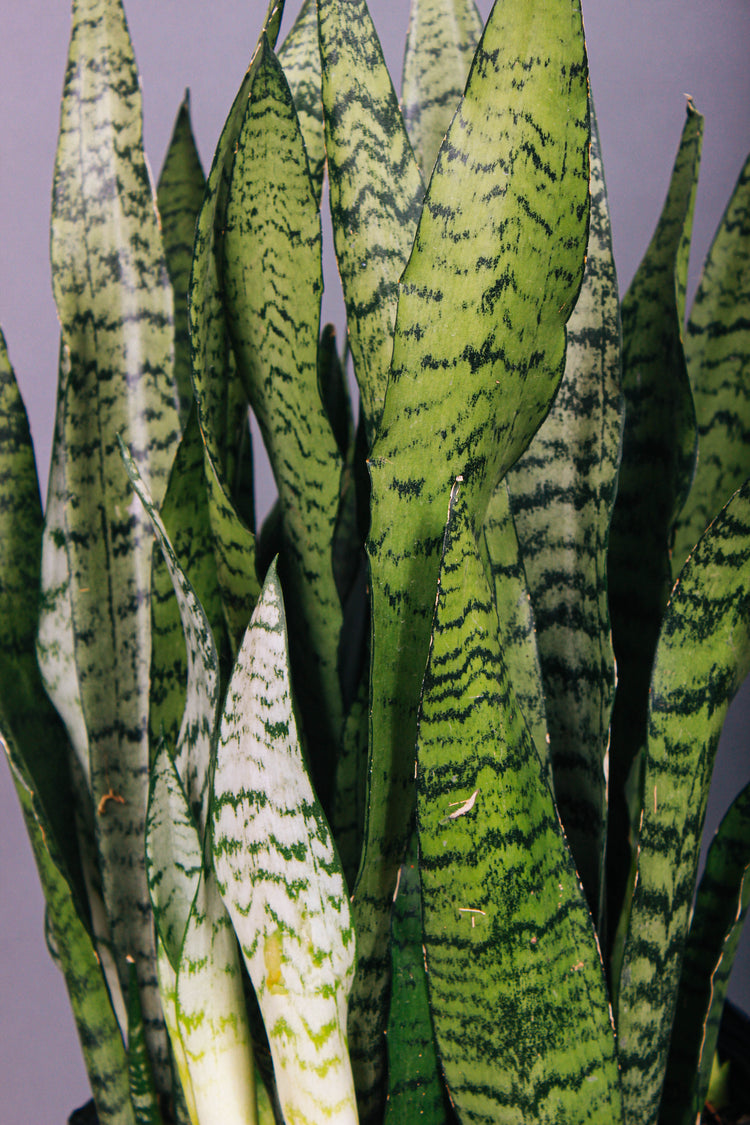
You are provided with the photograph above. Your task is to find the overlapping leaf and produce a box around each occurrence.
[416,481,623,1125]
[673,150,750,569]
[49,0,182,1084]
[661,782,750,1125]
[617,480,750,1125]
[157,94,206,427]
[319,0,425,444]
[507,99,622,919]
[356,2,590,1109]
[212,562,357,1125]
[400,0,483,181]
[278,0,325,203]
[221,36,345,796]
[607,106,702,913]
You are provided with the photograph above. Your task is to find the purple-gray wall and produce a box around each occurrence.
[1,1,749,1120]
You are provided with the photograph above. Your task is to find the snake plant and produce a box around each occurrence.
[1,0,749,1123]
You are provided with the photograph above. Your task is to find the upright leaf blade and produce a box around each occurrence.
[661,782,750,1125]
[617,480,750,1125]
[221,37,345,795]
[673,150,750,567]
[50,0,181,1084]
[507,98,622,919]
[278,0,325,203]
[212,562,357,1125]
[319,0,424,443]
[401,0,483,181]
[157,94,206,427]
[355,4,590,1107]
[416,481,623,1125]
[607,105,702,923]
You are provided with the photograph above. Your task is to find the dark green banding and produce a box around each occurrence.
[507,97,622,921]
[401,0,483,182]
[661,783,750,1125]
[617,480,750,1124]
[221,37,345,798]
[385,830,448,1125]
[480,478,549,773]
[607,103,702,960]
[127,961,163,1125]
[157,94,206,429]
[278,0,325,203]
[416,481,623,1125]
[355,3,590,1113]
[319,0,425,446]
[673,150,750,570]
[51,0,182,1088]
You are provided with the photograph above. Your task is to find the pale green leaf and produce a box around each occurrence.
[212,561,357,1125]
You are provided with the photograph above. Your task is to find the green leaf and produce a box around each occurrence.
[221,36,345,797]
[416,480,623,1125]
[5,748,135,1125]
[278,0,325,203]
[0,329,85,909]
[480,479,549,772]
[212,561,357,1125]
[355,2,590,1108]
[146,740,203,973]
[319,0,424,444]
[127,961,163,1125]
[385,831,447,1125]
[660,782,750,1125]
[400,0,483,181]
[148,405,227,761]
[174,870,259,1125]
[50,0,182,1085]
[157,93,206,428]
[146,744,258,1125]
[616,479,750,1125]
[506,96,622,920]
[607,105,702,910]
[673,150,750,568]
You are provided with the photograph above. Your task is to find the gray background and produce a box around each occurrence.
[1,1,749,1120]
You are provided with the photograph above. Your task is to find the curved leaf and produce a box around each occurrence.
[673,150,750,568]
[212,561,357,1125]
[661,782,750,1125]
[507,97,622,919]
[221,36,345,795]
[416,480,623,1125]
[278,0,325,203]
[400,0,483,181]
[50,0,182,1083]
[157,94,206,427]
[607,105,702,909]
[319,0,424,444]
[617,480,750,1125]
[355,2,590,1106]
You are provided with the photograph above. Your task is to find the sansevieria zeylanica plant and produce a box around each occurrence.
[1,0,749,1123]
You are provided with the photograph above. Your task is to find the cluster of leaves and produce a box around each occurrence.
[0,0,749,1123]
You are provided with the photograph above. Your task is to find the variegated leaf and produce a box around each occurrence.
[212,561,357,1125]
[50,0,182,1083]
[661,782,750,1125]
[673,150,750,569]
[126,960,162,1125]
[319,0,424,444]
[617,480,750,1125]
[416,480,623,1125]
[507,97,622,920]
[278,0,325,203]
[221,36,345,800]
[607,105,702,932]
[157,94,206,428]
[401,0,483,181]
[355,3,590,1109]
